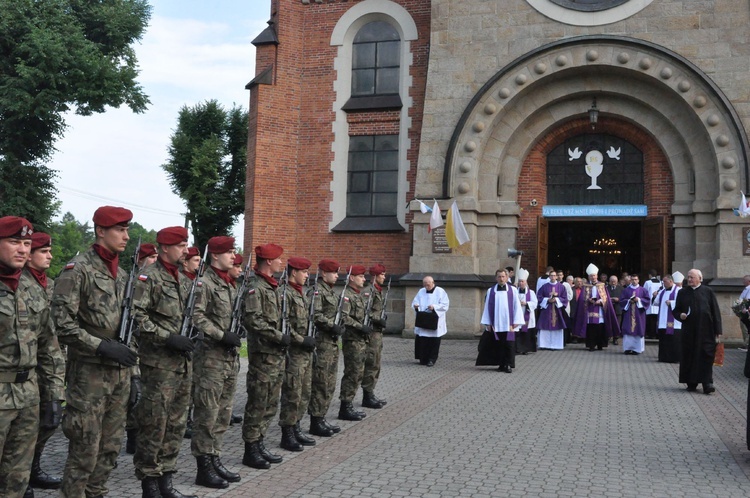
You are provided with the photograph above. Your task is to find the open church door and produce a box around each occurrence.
[641,217,666,275]
[537,216,548,276]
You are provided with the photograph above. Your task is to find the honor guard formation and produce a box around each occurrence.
[0,207,390,498]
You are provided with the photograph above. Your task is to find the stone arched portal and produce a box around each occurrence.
[417,35,749,280]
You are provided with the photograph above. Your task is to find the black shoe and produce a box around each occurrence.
[426,360,435,367]
[230,414,243,425]
[686,384,698,392]
[597,345,603,350]
[183,420,193,439]
[703,383,715,395]
[323,418,341,433]
[258,438,283,463]
[23,485,33,498]
[30,451,62,489]
[141,476,161,498]
[588,347,595,352]
[126,428,137,455]
[613,339,619,345]
[242,442,270,469]
[158,472,197,498]
[195,455,228,489]
[280,426,303,451]
[362,391,384,409]
[309,416,335,437]
[293,422,316,446]
[338,401,364,421]
[504,365,512,373]
[371,393,387,406]
[211,455,240,483]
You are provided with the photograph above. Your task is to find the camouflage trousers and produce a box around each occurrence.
[242,351,284,443]
[362,331,383,393]
[190,351,239,457]
[279,348,313,426]
[61,360,130,498]
[339,338,367,403]
[0,404,38,498]
[308,338,339,417]
[34,421,57,455]
[134,363,192,479]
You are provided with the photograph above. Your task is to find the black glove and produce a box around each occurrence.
[96,339,138,367]
[280,334,292,347]
[129,376,142,408]
[332,323,345,337]
[301,336,317,350]
[40,400,63,430]
[220,331,242,348]
[372,317,387,328]
[360,324,373,336]
[165,334,196,353]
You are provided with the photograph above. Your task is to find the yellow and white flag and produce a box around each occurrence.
[445,201,470,248]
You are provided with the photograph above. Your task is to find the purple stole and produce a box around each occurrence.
[657,286,678,335]
[587,283,607,323]
[487,284,516,341]
[520,288,531,332]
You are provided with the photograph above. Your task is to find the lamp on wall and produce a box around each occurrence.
[589,98,599,130]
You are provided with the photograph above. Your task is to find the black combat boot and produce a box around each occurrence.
[309,416,334,437]
[280,426,303,451]
[29,450,62,489]
[157,472,197,498]
[371,393,387,406]
[195,455,228,489]
[183,416,193,439]
[338,401,364,421]
[242,442,270,469]
[258,438,283,463]
[211,455,240,483]
[323,418,341,433]
[141,477,161,498]
[230,413,243,425]
[126,428,137,455]
[362,391,384,409]
[293,422,316,446]
[23,485,33,498]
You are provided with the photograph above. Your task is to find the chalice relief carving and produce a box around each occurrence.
[567,146,621,190]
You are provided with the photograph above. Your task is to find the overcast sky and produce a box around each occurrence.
[48,0,270,247]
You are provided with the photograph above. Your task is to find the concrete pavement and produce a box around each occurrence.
[35,338,750,497]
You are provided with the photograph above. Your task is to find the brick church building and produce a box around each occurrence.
[245,0,750,339]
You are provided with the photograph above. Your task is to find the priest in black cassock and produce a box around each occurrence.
[476,269,525,373]
[673,268,722,394]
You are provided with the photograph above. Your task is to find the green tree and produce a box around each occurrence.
[48,212,94,277]
[162,100,248,248]
[119,222,158,273]
[0,0,152,224]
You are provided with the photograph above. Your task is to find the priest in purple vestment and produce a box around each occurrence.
[537,270,568,350]
[573,263,621,351]
[620,274,651,354]
[476,269,525,373]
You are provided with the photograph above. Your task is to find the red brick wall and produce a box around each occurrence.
[245,0,431,272]
[517,117,675,279]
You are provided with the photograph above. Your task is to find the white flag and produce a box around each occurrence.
[429,201,443,232]
[418,200,432,214]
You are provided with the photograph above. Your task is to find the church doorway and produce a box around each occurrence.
[538,218,667,279]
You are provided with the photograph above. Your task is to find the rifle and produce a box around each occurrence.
[307,272,318,337]
[117,237,141,346]
[363,279,375,327]
[380,276,392,321]
[179,245,209,358]
[229,258,253,339]
[333,267,353,327]
[279,268,290,338]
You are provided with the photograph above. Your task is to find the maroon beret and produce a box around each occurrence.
[186,246,200,259]
[138,243,157,260]
[369,264,386,276]
[31,231,51,250]
[0,217,34,239]
[318,259,339,273]
[348,265,367,276]
[255,243,283,260]
[207,236,235,254]
[92,206,132,228]
[288,257,312,270]
[156,226,188,245]
[233,254,243,266]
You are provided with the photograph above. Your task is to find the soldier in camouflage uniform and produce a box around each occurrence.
[241,243,289,470]
[338,265,373,421]
[181,245,201,440]
[0,218,65,498]
[361,264,388,409]
[191,236,242,489]
[51,206,139,498]
[22,232,65,497]
[132,226,196,498]
[278,257,317,452]
[307,259,344,437]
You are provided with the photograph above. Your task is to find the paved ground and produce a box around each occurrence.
[36,338,750,497]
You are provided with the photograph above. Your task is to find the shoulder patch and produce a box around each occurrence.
[138,274,148,281]
[248,288,256,295]
[344,297,350,302]
[64,262,76,270]
[197,281,203,287]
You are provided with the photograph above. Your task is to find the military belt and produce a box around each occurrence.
[0,369,36,383]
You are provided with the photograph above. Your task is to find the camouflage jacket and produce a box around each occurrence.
[193,266,238,360]
[284,285,309,351]
[133,259,193,372]
[243,274,285,355]
[310,280,339,342]
[341,286,367,342]
[365,283,385,333]
[52,247,129,366]
[0,275,65,409]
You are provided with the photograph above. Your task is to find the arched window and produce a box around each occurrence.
[351,21,400,97]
